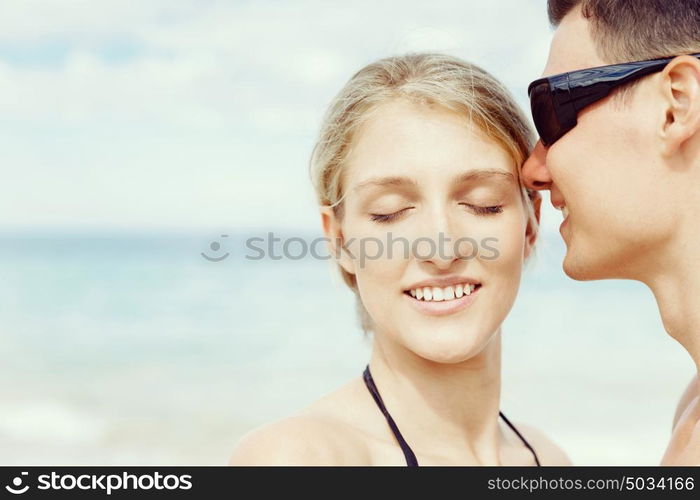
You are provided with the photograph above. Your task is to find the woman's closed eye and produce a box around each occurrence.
[459,203,503,216]
[369,207,414,224]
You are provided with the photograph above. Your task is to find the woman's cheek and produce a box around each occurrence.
[475,216,526,267]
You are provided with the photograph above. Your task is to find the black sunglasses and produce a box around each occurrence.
[528,53,700,147]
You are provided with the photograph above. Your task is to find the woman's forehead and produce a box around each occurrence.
[343,99,517,189]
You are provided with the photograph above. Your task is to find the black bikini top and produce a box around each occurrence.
[362,365,541,466]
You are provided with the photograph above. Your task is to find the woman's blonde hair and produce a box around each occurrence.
[309,52,538,333]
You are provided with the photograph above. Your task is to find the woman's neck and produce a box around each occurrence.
[367,329,503,464]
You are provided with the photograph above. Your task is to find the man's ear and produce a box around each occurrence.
[658,55,700,157]
[319,205,356,276]
[523,190,541,260]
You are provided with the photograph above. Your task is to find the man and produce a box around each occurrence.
[521,0,700,464]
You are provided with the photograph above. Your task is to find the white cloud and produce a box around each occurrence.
[0,0,554,229]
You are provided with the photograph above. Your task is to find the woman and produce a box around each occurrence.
[229,53,570,465]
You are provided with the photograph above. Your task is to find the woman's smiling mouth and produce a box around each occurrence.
[402,279,482,316]
[407,283,478,300]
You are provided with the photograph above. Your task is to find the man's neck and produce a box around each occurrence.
[646,245,700,373]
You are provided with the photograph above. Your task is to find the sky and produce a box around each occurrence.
[0,0,555,232]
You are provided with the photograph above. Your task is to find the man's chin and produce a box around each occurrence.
[562,259,591,281]
[562,247,614,282]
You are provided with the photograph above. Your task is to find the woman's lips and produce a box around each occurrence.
[403,284,481,316]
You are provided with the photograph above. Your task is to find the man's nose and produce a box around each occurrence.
[521,140,552,191]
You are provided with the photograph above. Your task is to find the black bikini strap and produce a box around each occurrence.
[362,365,419,467]
[363,365,541,467]
[498,411,541,466]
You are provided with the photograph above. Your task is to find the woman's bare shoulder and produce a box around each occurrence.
[228,378,373,465]
[512,423,572,465]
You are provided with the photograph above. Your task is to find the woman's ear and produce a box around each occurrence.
[659,55,700,158]
[523,190,541,260]
[320,205,356,276]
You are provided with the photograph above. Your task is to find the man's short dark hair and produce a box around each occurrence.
[547,0,700,63]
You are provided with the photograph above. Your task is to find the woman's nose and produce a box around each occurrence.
[414,213,468,271]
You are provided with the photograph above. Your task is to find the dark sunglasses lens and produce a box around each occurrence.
[529,81,560,146]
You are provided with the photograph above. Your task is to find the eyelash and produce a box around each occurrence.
[370,208,412,223]
[460,203,504,216]
[370,204,503,224]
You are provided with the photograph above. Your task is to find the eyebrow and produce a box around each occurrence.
[454,169,516,184]
[353,176,419,192]
[352,168,515,192]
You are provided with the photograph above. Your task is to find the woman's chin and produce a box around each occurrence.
[404,329,492,364]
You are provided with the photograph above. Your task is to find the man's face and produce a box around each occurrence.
[522,7,679,282]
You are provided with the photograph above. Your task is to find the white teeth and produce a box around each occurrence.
[407,283,478,302]
[562,206,570,220]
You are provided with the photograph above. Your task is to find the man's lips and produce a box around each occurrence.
[552,199,569,231]
[558,205,570,239]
